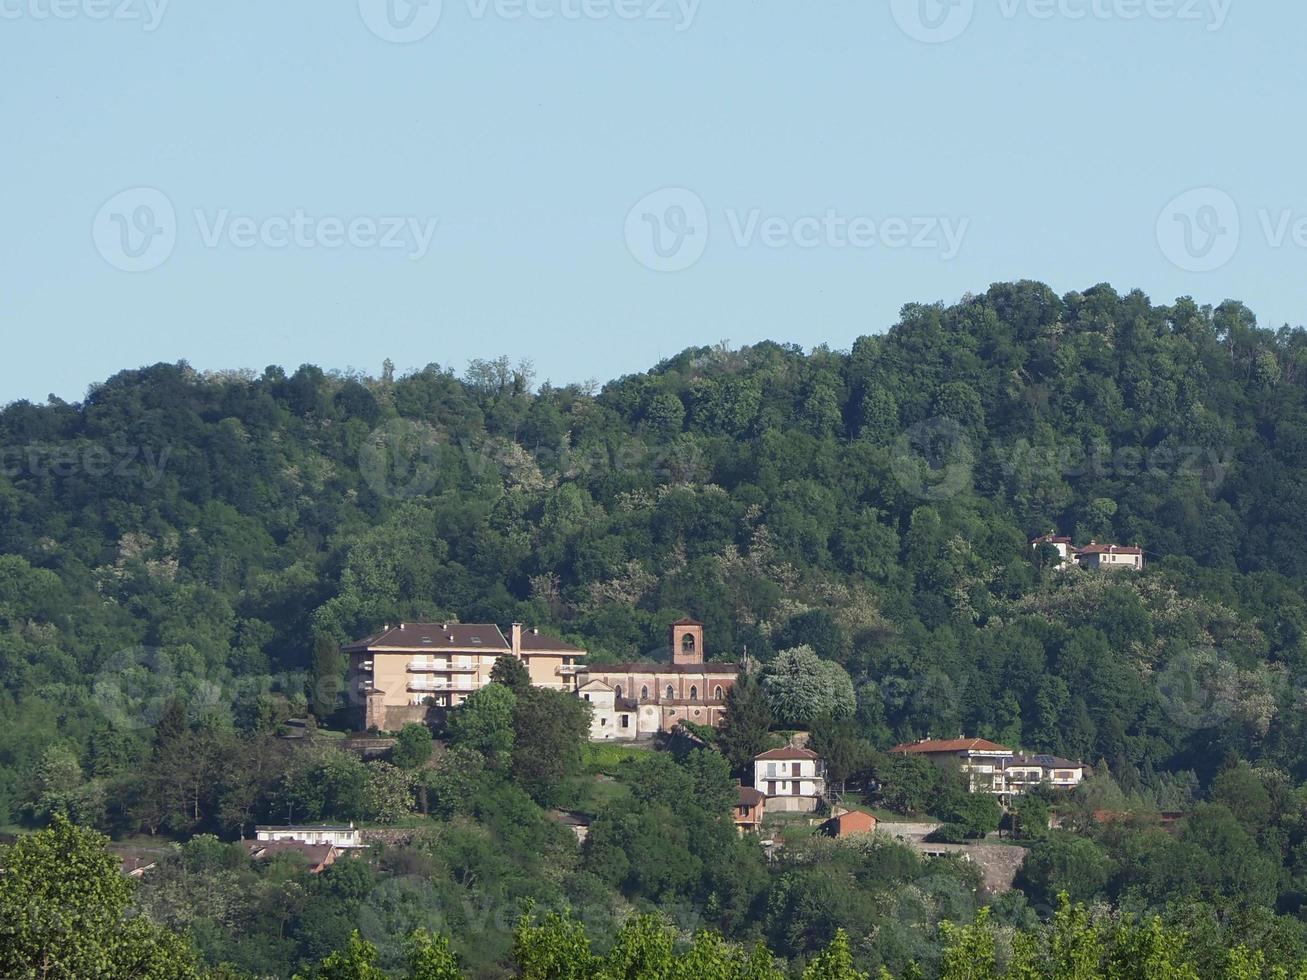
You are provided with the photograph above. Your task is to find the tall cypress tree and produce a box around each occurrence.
[716,676,774,777]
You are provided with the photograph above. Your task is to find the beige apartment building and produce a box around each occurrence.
[345,621,585,730]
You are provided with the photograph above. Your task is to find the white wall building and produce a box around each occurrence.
[255,823,365,849]
[752,747,826,813]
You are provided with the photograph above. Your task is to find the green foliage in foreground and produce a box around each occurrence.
[9,817,1307,979]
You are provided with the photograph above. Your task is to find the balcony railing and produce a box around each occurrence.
[408,679,475,693]
[408,661,478,673]
[556,665,582,675]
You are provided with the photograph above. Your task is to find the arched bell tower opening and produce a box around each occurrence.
[671,618,704,665]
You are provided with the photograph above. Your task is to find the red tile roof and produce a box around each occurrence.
[671,617,704,626]
[1075,543,1143,556]
[737,786,766,807]
[890,738,1012,755]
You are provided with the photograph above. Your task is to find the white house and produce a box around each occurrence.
[752,746,826,813]
[577,678,660,740]
[890,739,1088,802]
[255,823,365,850]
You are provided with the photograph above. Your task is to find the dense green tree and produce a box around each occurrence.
[510,687,590,807]
[391,723,434,771]
[491,654,532,693]
[0,815,204,979]
[717,676,776,775]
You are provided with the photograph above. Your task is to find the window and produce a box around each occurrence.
[614,685,622,699]
[620,715,629,728]
[792,782,800,796]
[689,685,698,701]
[714,685,723,700]
[792,762,801,777]
[666,684,675,700]
[640,685,649,701]
[681,633,696,655]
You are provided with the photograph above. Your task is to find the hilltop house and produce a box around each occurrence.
[576,619,739,736]
[890,738,1088,801]
[345,622,585,730]
[1031,532,1145,571]
[752,746,826,813]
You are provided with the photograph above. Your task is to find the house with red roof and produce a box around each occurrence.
[1031,532,1145,572]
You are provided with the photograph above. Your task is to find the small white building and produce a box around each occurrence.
[255,823,365,850]
[577,678,659,740]
[752,747,826,813]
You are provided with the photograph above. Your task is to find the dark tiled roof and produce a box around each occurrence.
[671,617,704,626]
[1075,543,1143,556]
[518,629,586,654]
[344,623,510,652]
[737,786,766,807]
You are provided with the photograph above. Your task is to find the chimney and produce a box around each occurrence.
[511,623,522,656]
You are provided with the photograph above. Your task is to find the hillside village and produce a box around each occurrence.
[344,615,1090,852]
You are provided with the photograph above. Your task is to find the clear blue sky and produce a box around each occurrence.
[1,1,1302,404]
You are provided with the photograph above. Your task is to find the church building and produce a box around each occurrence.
[575,619,739,739]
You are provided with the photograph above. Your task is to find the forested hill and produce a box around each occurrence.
[3,279,1307,811]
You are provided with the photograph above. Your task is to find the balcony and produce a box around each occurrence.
[408,661,478,673]
[556,665,582,676]
[408,679,475,693]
